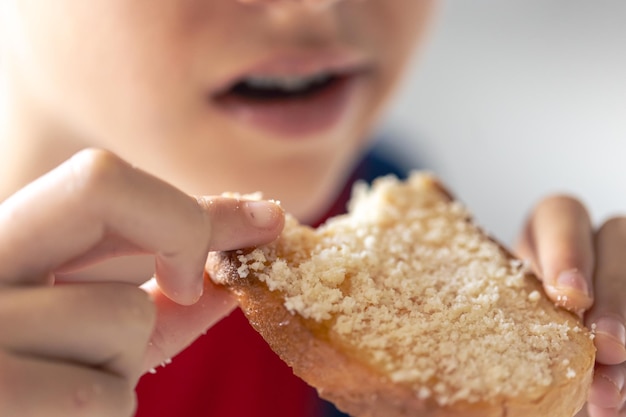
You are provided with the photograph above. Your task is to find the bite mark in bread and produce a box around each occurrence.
[208,172,595,417]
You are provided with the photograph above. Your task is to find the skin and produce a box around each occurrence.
[516,197,626,417]
[0,0,623,416]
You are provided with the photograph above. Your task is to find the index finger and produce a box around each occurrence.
[516,195,595,314]
[0,149,284,304]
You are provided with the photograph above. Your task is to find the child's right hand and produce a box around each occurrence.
[0,149,284,417]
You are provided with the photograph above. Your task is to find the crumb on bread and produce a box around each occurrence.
[228,174,592,406]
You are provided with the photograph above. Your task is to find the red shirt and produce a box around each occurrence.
[135,309,322,417]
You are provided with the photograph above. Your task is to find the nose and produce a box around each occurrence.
[237,0,356,10]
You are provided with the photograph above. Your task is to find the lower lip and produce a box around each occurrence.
[211,74,361,138]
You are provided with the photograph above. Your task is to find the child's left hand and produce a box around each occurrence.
[516,195,626,417]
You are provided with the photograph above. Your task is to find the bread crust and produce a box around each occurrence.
[210,254,593,417]
[207,173,595,417]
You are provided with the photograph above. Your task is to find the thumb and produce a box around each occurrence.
[141,275,237,372]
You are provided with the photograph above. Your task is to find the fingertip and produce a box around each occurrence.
[588,365,625,410]
[155,280,203,306]
[166,280,204,306]
[154,258,205,306]
[590,317,626,365]
[528,195,595,313]
[243,200,285,231]
[198,196,285,251]
[543,288,594,316]
[544,269,594,314]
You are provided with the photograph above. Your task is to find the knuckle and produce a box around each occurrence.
[94,284,156,346]
[0,339,138,417]
[68,148,128,198]
[195,196,223,226]
[114,286,157,340]
[70,377,136,417]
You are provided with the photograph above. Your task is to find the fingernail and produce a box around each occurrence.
[556,269,589,296]
[193,276,205,302]
[243,201,282,229]
[595,317,626,348]
[597,372,625,404]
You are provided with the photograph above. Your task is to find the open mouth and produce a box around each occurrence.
[212,68,361,137]
[217,71,346,103]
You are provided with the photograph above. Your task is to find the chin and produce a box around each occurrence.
[281,187,335,225]
[268,162,355,225]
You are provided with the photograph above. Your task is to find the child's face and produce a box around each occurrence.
[1,0,436,221]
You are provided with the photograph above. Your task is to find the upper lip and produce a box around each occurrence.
[210,49,372,96]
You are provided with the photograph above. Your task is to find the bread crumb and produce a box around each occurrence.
[232,173,593,406]
[417,386,431,400]
[556,294,569,306]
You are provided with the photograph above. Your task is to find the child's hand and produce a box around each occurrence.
[0,149,284,417]
[516,195,626,417]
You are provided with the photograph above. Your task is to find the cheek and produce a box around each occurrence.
[342,0,437,135]
[377,0,436,83]
[3,0,195,146]
[4,2,117,103]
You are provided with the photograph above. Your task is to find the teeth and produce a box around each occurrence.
[243,72,331,92]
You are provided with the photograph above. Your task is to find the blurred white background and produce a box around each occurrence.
[383,0,626,245]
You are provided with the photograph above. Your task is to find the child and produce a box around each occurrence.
[0,1,623,416]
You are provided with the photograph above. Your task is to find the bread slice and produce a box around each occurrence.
[207,172,595,417]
